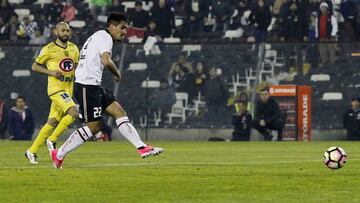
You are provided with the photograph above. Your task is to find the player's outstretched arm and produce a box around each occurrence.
[31,62,61,78]
[101,52,121,83]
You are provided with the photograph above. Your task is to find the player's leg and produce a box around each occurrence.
[46,92,79,150]
[50,84,102,168]
[25,102,60,164]
[105,100,164,158]
[53,121,101,168]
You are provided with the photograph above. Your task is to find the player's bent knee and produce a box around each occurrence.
[67,106,79,118]
[87,122,102,135]
[47,118,59,127]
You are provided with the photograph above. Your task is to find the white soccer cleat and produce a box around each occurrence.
[25,150,38,164]
[137,145,164,158]
[46,139,56,153]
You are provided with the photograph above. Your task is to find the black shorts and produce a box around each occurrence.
[74,83,116,122]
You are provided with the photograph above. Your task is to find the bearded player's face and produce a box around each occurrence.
[57,26,70,43]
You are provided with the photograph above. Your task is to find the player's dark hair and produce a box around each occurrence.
[106,12,128,27]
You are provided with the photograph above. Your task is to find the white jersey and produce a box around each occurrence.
[75,30,113,86]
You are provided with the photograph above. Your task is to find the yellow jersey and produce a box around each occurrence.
[35,41,79,96]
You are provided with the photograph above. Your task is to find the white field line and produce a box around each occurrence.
[1,159,358,170]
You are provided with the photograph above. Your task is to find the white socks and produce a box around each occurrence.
[57,126,93,160]
[56,117,145,160]
[116,117,146,148]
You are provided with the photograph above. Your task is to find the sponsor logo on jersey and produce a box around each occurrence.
[59,58,74,72]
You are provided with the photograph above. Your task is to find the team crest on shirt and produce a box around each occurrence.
[59,58,74,72]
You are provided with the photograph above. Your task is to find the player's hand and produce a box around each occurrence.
[260,119,266,127]
[51,71,62,78]
[113,74,121,83]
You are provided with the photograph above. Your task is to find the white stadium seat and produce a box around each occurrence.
[69,20,86,29]
[122,1,136,12]
[12,70,31,77]
[8,0,24,4]
[224,29,243,39]
[97,15,107,23]
[141,80,160,88]
[14,9,30,16]
[311,74,330,82]
[322,92,343,100]
[163,37,180,43]
[0,52,5,60]
[128,63,147,71]
[168,92,189,123]
[128,37,143,43]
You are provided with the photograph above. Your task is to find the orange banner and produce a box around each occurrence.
[269,85,297,96]
[297,86,312,141]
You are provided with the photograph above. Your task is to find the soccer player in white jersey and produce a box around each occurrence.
[51,13,163,169]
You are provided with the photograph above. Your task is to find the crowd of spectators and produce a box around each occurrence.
[0,0,360,44]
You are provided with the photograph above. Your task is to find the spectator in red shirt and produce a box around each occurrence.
[317,2,338,67]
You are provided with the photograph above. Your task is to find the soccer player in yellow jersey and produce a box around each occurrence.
[25,22,80,164]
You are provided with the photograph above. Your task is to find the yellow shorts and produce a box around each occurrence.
[48,91,76,121]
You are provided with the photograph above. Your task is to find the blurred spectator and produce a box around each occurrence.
[229,0,251,30]
[29,28,48,45]
[90,0,111,20]
[0,0,13,20]
[143,20,161,42]
[308,12,318,41]
[338,21,355,42]
[184,0,205,37]
[280,1,308,41]
[45,0,64,24]
[204,67,229,121]
[169,63,182,88]
[281,1,307,74]
[177,66,196,103]
[150,0,175,38]
[128,1,150,29]
[0,13,20,41]
[343,97,360,141]
[317,2,338,67]
[211,0,232,32]
[0,99,8,140]
[232,101,252,141]
[108,0,125,13]
[249,0,271,42]
[170,55,193,75]
[355,4,360,39]
[149,78,176,125]
[338,21,356,55]
[17,15,38,40]
[8,96,35,140]
[252,87,284,141]
[306,12,319,68]
[0,17,6,40]
[273,0,286,17]
[194,62,209,95]
[237,92,248,108]
[61,0,77,23]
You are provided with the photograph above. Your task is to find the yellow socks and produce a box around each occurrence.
[48,115,75,142]
[29,123,54,153]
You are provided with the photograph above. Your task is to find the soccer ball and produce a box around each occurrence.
[323,146,347,169]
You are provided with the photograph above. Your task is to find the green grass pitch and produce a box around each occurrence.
[0,141,359,203]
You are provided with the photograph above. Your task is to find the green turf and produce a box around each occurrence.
[0,141,359,203]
